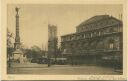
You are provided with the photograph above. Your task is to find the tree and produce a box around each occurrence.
[31,45,42,52]
[7,29,14,47]
[7,29,14,59]
[25,45,42,59]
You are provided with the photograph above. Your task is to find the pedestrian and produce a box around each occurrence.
[48,58,51,67]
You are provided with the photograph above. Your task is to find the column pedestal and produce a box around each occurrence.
[12,49,25,63]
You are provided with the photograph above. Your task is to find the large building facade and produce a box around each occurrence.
[61,15,123,68]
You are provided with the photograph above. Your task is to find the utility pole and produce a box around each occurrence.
[48,50,51,67]
[54,37,58,63]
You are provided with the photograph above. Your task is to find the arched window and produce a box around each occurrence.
[108,39,114,49]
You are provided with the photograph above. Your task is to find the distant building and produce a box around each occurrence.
[48,24,58,58]
[61,15,123,68]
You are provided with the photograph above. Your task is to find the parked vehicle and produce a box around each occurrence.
[37,58,48,64]
[31,58,38,63]
[51,58,68,65]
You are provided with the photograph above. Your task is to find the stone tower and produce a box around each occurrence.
[48,24,58,58]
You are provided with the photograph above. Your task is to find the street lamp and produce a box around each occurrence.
[47,48,51,67]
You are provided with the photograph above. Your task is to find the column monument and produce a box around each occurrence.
[12,7,25,63]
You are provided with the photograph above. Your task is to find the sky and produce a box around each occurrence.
[7,4,122,49]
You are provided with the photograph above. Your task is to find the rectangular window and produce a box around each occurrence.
[110,43,114,49]
[91,33,93,37]
[99,31,101,36]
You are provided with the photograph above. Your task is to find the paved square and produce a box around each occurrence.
[7,63,121,75]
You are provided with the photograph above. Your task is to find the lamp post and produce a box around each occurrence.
[47,45,51,67]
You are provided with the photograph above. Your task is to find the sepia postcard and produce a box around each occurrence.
[0,0,127,80]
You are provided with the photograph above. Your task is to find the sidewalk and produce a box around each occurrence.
[10,62,118,70]
[11,63,47,68]
[11,63,71,68]
[8,63,121,75]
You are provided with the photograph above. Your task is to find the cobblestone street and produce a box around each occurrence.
[7,63,121,75]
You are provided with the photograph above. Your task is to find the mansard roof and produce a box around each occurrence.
[61,15,122,38]
[77,15,122,28]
